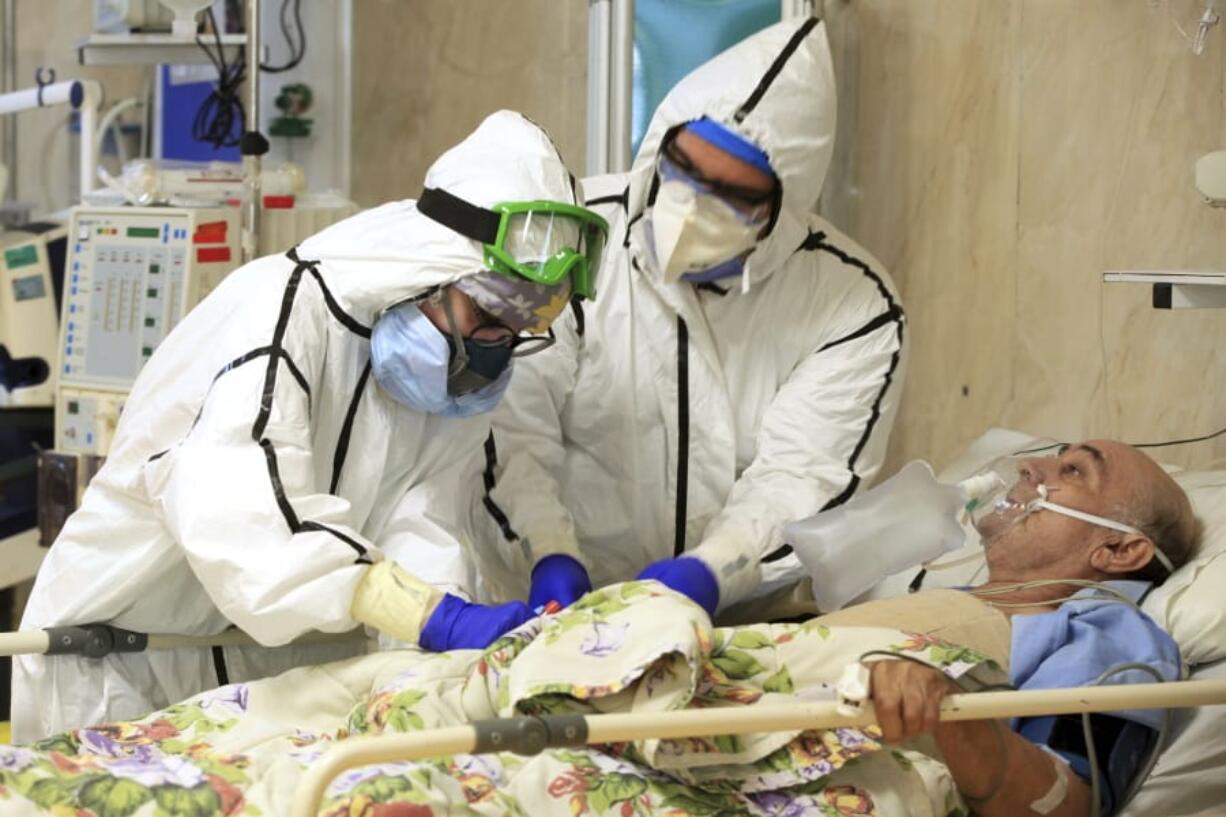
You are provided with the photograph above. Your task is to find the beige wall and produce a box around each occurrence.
[334,0,1225,472]
[824,0,1226,473]
[350,0,588,207]
[16,3,1220,471]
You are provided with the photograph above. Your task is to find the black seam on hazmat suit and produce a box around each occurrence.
[153,248,375,559]
[251,253,372,561]
[734,16,821,123]
[761,232,905,563]
[482,432,520,543]
[674,318,691,557]
[286,246,373,338]
[329,361,373,495]
[146,345,311,464]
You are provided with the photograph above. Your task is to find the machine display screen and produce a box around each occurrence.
[11,274,47,302]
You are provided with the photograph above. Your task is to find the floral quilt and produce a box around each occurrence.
[0,582,1005,817]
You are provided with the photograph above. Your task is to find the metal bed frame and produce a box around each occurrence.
[288,678,1226,817]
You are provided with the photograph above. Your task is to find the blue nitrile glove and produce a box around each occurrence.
[529,553,593,611]
[418,594,533,652]
[636,556,720,618]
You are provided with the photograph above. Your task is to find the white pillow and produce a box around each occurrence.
[1140,470,1226,666]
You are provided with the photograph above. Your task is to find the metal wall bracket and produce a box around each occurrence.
[1103,271,1226,310]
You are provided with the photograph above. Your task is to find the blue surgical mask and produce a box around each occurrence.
[679,255,748,284]
[369,301,512,418]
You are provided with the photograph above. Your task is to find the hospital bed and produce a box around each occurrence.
[4,428,1226,815]
[292,430,1226,815]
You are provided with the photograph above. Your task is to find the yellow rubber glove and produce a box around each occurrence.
[350,560,445,645]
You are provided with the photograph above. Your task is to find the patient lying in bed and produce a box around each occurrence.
[0,442,1194,817]
[820,439,1197,817]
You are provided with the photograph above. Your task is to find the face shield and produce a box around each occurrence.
[965,456,1175,574]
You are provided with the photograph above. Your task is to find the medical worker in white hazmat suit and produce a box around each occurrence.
[482,20,907,618]
[13,111,608,741]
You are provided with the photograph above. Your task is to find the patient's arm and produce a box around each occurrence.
[867,660,1093,817]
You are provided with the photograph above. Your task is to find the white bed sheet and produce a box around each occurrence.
[1122,658,1226,816]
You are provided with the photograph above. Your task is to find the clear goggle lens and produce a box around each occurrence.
[503,210,582,269]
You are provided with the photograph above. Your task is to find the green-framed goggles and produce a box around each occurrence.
[417,187,609,300]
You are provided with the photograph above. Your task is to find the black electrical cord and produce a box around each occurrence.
[191,0,308,150]
[260,0,306,74]
[192,7,246,149]
[1130,426,1226,450]
[1014,425,1226,456]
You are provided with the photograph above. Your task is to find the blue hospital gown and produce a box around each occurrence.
[1008,580,1181,815]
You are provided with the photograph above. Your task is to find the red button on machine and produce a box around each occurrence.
[192,221,229,244]
[196,246,232,264]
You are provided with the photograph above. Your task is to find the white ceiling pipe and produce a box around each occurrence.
[608,0,634,173]
[586,0,612,177]
[781,0,818,18]
[78,81,101,195]
[242,0,263,263]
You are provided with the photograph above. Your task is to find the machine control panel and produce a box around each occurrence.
[56,388,126,455]
[54,206,239,454]
[59,207,238,392]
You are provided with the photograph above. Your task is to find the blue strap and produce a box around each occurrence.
[685,117,773,175]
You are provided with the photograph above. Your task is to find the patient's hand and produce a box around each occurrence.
[865,659,956,744]
[864,660,1092,817]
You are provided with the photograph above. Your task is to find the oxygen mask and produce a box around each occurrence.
[961,456,1174,574]
[961,457,1049,541]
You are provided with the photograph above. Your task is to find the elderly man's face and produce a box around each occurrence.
[982,439,1164,581]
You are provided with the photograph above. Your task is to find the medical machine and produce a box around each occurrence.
[34,450,104,547]
[0,225,66,409]
[53,206,240,457]
[259,193,358,257]
[0,225,67,541]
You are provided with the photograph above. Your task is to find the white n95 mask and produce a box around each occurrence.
[647,180,761,283]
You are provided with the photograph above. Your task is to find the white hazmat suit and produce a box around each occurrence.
[477,20,907,609]
[13,111,580,742]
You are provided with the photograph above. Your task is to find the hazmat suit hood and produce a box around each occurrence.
[627,18,835,290]
[298,109,579,322]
